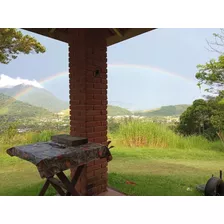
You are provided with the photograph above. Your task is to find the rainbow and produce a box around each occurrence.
[12,71,69,101]
[108,63,195,83]
[4,63,196,107]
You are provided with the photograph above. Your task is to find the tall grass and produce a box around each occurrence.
[0,130,55,146]
[113,120,223,151]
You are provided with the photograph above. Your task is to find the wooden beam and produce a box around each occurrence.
[23,28,156,46]
[107,28,156,46]
[113,28,123,37]
[23,28,69,43]
[49,28,56,34]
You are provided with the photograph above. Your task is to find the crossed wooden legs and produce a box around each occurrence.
[39,165,85,196]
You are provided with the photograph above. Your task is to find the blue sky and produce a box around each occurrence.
[0,28,220,110]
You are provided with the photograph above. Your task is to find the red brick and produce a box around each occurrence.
[93,78,101,83]
[70,99,80,105]
[94,126,107,132]
[87,161,95,167]
[94,115,107,121]
[95,158,107,165]
[94,105,106,110]
[86,164,101,172]
[101,110,107,115]
[86,83,94,89]
[88,137,95,142]
[86,105,94,110]
[86,171,94,178]
[101,162,108,168]
[101,79,107,84]
[101,184,107,191]
[86,121,97,127]
[92,99,101,105]
[86,99,94,104]
[87,187,97,196]
[86,116,94,122]
[86,132,98,138]
[95,121,102,126]
[101,100,107,105]
[95,179,107,186]
[86,94,94,99]
[93,83,103,89]
[86,127,93,133]
[95,167,108,176]
[86,110,101,116]
[96,185,102,194]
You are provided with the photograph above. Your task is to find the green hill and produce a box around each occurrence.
[0,93,53,122]
[59,105,132,117]
[107,105,132,116]
[0,85,69,113]
[134,105,189,117]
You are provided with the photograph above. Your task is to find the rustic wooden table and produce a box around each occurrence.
[7,141,111,196]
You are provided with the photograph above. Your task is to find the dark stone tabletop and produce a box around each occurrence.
[7,141,111,178]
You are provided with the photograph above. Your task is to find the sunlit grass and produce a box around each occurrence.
[0,121,223,196]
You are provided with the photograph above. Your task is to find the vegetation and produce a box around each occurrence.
[0,119,223,196]
[0,28,45,64]
[0,93,53,132]
[0,29,223,196]
[177,94,224,142]
[196,55,224,94]
[107,105,132,116]
[0,93,52,119]
[134,104,189,117]
[0,84,69,113]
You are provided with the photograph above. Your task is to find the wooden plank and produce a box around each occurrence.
[39,180,50,196]
[49,182,65,196]
[107,28,156,46]
[66,165,85,196]
[57,172,80,196]
[48,177,66,189]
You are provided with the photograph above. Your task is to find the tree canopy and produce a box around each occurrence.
[177,91,224,141]
[196,55,224,94]
[0,28,45,64]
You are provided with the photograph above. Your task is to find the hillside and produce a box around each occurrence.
[134,105,189,117]
[0,84,69,113]
[59,105,132,117]
[107,105,132,116]
[0,93,53,122]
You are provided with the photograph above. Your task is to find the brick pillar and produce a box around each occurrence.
[68,29,108,195]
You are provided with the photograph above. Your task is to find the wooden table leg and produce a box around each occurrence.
[57,172,80,196]
[39,180,50,196]
[49,181,66,196]
[66,165,85,196]
[38,165,85,196]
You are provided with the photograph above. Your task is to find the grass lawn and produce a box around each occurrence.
[1,142,224,196]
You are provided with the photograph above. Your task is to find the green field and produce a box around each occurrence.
[0,122,223,196]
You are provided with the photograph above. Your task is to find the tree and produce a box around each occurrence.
[0,28,45,64]
[177,92,224,141]
[196,55,224,94]
[177,99,213,138]
[209,91,224,144]
[206,29,224,54]
[196,29,224,94]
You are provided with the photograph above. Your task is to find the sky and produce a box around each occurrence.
[0,28,221,110]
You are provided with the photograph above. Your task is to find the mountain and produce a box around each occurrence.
[0,93,53,121]
[0,84,69,113]
[134,104,189,117]
[58,105,132,117]
[107,105,132,116]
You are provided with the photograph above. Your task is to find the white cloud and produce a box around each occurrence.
[0,74,43,88]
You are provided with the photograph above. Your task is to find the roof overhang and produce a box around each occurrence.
[23,28,156,46]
